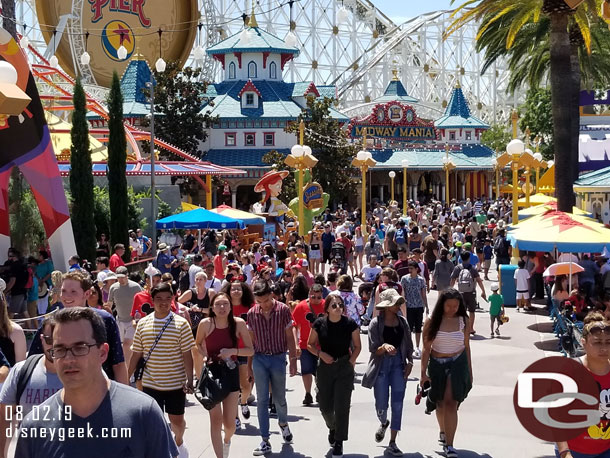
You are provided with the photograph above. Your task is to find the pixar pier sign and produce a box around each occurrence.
[89,0,152,27]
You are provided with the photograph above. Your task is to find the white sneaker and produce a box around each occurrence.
[177,443,189,458]
[413,348,421,359]
[223,441,231,458]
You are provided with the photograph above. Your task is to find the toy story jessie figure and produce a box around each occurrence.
[254,170,291,223]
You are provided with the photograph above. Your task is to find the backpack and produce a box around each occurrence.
[16,354,44,403]
[457,265,476,293]
[395,228,406,245]
[494,236,508,257]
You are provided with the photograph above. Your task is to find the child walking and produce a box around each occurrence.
[489,282,505,338]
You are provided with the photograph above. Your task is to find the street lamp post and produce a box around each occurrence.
[388,171,396,203]
[285,120,317,237]
[401,159,408,216]
[506,138,525,226]
[442,146,455,205]
[493,149,501,200]
[146,77,157,251]
[353,150,377,238]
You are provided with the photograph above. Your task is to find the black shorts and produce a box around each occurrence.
[143,387,186,416]
[323,248,332,263]
[461,291,477,313]
[208,362,241,393]
[406,307,424,333]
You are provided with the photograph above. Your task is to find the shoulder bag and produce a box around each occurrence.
[134,315,174,382]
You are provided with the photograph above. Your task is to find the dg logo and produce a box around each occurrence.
[513,356,600,442]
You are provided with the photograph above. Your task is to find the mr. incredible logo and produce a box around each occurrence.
[89,0,151,28]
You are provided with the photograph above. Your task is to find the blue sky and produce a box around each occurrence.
[373,0,456,23]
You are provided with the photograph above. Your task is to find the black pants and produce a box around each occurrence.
[316,356,354,442]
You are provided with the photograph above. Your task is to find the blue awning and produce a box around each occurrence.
[156,208,245,230]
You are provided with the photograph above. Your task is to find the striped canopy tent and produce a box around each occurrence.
[56,161,245,177]
[518,201,592,221]
[507,210,610,253]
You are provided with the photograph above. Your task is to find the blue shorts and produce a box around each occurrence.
[300,348,318,375]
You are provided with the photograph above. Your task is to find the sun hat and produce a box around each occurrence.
[490,282,499,291]
[158,242,168,251]
[376,289,405,309]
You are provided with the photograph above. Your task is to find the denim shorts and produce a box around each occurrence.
[300,348,318,375]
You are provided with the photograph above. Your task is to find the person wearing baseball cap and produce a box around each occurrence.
[214,245,228,281]
[488,283,504,338]
[298,259,314,287]
[362,289,413,456]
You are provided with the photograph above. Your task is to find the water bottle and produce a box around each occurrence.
[224,357,236,369]
[134,310,142,322]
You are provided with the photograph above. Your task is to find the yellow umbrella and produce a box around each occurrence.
[181,202,199,212]
[518,202,592,220]
[517,193,556,208]
[508,210,610,253]
[210,205,265,225]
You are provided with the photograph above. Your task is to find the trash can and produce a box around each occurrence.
[498,264,518,307]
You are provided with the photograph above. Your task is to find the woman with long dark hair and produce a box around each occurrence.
[86,283,104,309]
[307,294,361,458]
[221,280,256,422]
[555,311,610,458]
[0,283,26,369]
[420,288,472,458]
[196,293,254,458]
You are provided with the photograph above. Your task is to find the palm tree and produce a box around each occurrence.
[447,0,602,212]
[0,0,16,38]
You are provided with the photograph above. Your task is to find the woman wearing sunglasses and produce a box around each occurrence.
[362,289,413,456]
[555,312,610,458]
[307,294,361,458]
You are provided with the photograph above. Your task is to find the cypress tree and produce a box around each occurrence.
[69,78,97,261]
[107,72,129,260]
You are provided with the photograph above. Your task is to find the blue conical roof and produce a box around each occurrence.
[120,55,153,116]
[376,78,418,103]
[207,26,299,57]
[435,84,488,129]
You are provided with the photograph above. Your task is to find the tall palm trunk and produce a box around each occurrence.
[569,28,582,210]
[0,0,16,38]
[549,12,573,213]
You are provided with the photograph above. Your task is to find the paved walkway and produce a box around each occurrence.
[179,270,558,458]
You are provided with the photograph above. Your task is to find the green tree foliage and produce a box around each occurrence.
[142,62,214,156]
[8,177,45,255]
[107,72,129,260]
[93,186,147,237]
[69,78,97,261]
[480,123,513,153]
[286,96,357,206]
[262,150,296,203]
[519,87,555,160]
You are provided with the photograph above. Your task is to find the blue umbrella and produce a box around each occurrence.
[156,208,245,230]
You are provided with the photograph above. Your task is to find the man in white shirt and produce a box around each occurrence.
[514,259,531,312]
[360,255,382,283]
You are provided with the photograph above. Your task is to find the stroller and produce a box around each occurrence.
[331,242,347,275]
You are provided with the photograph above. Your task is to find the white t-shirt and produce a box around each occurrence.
[558,253,579,263]
[243,264,254,284]
[514,268,531,292]
[361,265,382,282]
[205,277,222,293]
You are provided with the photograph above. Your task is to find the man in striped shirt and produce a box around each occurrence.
[248,279,297,456]
[129,282,195,458]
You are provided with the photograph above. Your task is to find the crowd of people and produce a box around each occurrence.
[0,196,608,457]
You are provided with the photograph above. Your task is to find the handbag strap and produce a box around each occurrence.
[144,315,173,364]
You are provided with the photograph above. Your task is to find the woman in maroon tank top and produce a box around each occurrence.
[196,293,254,458]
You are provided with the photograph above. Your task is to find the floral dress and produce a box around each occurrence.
[330,290,364,326]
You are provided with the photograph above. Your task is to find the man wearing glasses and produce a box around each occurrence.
[28,272,128,385]
[14,307,178,457]
[0,316,62,452]
[292,284,326,406]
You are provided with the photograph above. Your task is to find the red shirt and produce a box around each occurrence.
[292,299,325,349]
[568,367,610,454]
[109,253,125,272]
[338,237,353,253]
[131,291,177,318]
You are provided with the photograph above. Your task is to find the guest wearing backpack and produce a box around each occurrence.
[450,252,487,335]
[493,229,511,270]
